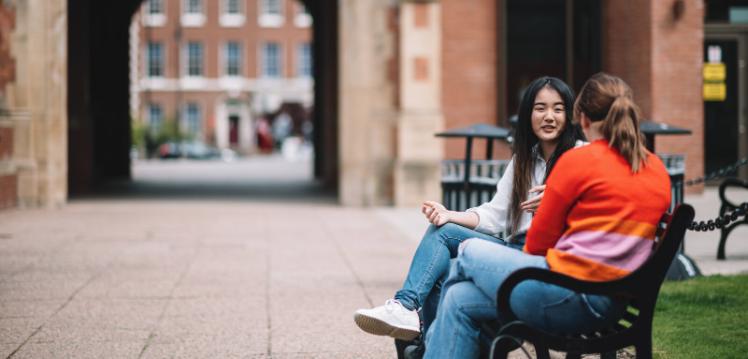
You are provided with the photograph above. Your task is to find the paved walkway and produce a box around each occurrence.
[1,156,747,358]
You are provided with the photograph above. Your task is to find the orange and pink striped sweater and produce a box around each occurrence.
[525,140,671,281]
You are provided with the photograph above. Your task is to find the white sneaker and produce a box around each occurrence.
[354,299,420,340]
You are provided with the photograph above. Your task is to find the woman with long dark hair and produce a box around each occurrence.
[353,77,585,341]
[422,73,672,358]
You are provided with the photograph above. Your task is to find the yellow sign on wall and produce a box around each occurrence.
[703,63,726,81]
[703,82,727,101]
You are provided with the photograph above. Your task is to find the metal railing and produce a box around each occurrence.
[441,154,686,212]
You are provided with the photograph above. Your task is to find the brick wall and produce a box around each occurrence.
[602,0,654,116]
[0,175,16,209]
[0,2,16,209]
[0,2,14,94]
[141,0,310,79]
[650,0,704,193]
[603,0,704,193]
[442,0,511,161]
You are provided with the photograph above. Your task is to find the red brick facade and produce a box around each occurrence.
[0,175,16,209]
[440,0,704,189]
[603,0,704,192]
[0,2,15,209]
[0,2,14,95]
[441,0,511,161]
[140,0,310,80]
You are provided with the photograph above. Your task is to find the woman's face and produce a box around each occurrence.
[531,87,567,145]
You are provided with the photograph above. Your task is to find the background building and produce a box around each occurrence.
[131,0,313,155]
[4,0,746,209]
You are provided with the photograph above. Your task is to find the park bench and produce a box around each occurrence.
[487,204,694,359]
[717,178,748,260]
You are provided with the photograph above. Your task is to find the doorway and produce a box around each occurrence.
[504,0,601,119]
[704,30,748,181]
[229,114,240,147]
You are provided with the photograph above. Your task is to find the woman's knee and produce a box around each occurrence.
[425,223,463,246]
[441,282,495,324]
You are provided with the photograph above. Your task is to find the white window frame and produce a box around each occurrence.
[181,0,206,27]
[260,42,283,78]
[220,0,246,27]
[148,103,164,132]
[184,41,204,78]
[294,2,312,27]
[145,41,165,78]
[183,102,202,136]
[143,0,166,27]
[258,0,284,28]
[223,41,243,77]
[296,42,312,78]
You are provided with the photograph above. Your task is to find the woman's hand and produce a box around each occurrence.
[421,201,451,226]
[520,185,546,213]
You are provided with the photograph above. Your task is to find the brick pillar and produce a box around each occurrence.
[0,1,16,209]
[394,2,443,206]
[603,0,704,192]
[339,0,398,206]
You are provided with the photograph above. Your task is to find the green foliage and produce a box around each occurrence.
[131,120,148,149]
[131,117,190,148]
[652,275,748,359]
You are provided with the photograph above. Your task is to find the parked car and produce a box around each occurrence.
[182,141,220,159]
[158,141,220,160]
[158,142,182,159]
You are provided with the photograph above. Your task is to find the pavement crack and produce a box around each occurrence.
[323,219,374,307]
[137,247,199,359]
[6,268,106,359]
[265,229,273,357]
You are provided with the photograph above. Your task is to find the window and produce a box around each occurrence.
[225,42,242,76]
[262,42,282,78]
[186,42,203,77]
[147,0,163,14]
[225,0,241,14]
[185,0,202,14]
[182,0,205,26]
[144,0,166,26]
[297,43,312,77]
[262,0,282,15]
[185,102,201,135]
[259,0,284,27]
[220,0,245,27]
[294,2,312,27]
[147,42,164,77]
[148,104,163,132]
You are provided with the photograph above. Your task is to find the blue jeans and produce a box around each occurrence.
[394,224,522,333]
[423,239,625,359]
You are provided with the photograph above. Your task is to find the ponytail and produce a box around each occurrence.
[600,96,648,172]
[575,73,649,173]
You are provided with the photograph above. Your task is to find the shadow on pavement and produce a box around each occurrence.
[71,157,337,204]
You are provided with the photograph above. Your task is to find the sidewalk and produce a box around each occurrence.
[1,157,747,358]
[1,158,416,358]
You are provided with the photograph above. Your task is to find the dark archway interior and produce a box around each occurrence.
[67,0,339,198]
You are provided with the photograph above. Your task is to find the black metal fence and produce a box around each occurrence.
[441,154,685,212]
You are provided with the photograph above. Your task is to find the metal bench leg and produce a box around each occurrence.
[635,337,653,359]
[718,224,740,260]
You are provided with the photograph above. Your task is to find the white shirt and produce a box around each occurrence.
[467,140,585,242]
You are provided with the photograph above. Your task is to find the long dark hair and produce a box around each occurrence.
[509,77,584,235]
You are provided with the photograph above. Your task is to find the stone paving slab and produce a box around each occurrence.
[2,157,744,358]
[0,197,402,358]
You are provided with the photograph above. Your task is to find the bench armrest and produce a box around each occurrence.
[496,267,629,322]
